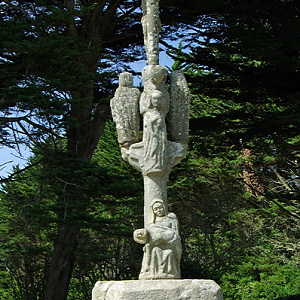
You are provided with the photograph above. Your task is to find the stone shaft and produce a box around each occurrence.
[141,0,161,65]
[143,174,168,227]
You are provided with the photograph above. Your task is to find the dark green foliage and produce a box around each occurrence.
[0,144,143,299]
[222,256,300,300]
[167,0,300,154]
[1,1,145,299]
[163,1,300,297]
[0,0,144,153]
[274,295,300,300]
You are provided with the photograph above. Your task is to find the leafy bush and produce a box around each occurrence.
[221,256,300,300]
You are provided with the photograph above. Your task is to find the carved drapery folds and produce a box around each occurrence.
[134,199,182,279]
[143,91,168,176]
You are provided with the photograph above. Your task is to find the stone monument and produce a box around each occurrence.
[92,0,223,298]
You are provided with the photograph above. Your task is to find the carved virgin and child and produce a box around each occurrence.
[142,91,168,176]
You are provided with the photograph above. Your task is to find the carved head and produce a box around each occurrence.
[150,90,164,109]
[153,202,165,217]
[133,228,148,244]
[119,72,133,88]
[150,199,167,223]
[150,65,167,84]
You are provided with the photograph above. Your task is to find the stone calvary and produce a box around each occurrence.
[93,0,223,299]
[110,2,189,281]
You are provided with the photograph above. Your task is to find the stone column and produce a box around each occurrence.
[141,0,161,65]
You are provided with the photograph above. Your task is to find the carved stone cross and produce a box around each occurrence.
[110,0,189,280]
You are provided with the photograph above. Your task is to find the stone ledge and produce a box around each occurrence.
[92,279,223,300]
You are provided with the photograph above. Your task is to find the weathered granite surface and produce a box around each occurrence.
[134,199,182,279]
[141,0,161,65]
[110,66,189,280]
[110,0,191,281]
[92,279,223,300]
[110,72,140,151]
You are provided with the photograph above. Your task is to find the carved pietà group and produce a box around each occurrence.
[134,199,182,279]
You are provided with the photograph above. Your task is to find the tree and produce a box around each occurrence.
[163,1,300,298]
[0,0,202,297]
[0,139,143,299]
[3,0,300,298]
[1,1,145,299]
[166,0,300,206]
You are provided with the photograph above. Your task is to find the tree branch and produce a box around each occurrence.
[0,161,40,183]
[0,115,62,138]
[3,0,30,19]
[64,0,79,37]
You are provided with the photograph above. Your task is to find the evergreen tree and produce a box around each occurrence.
[164,0,300,218]
[2,0,300,299]
[165,1,300,297]
[1,1,145,299]
[0,141,143,299]
[0,0,198,298]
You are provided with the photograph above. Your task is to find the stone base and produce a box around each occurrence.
[92,279,223,300]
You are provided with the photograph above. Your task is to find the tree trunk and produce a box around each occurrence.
[43,90,109,300]
[240,147,265,198]
[43,2,120,298]
[44,226,78,300]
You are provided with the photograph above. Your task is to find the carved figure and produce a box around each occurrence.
[138,199,182,279]
[133,228,148,244]
[111,0,189,281]
[140,65,169,116]
[110,72,141,153]
[143,91,167,176]
[168,71,190,144]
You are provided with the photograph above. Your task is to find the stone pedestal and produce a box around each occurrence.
[92,279,223,300]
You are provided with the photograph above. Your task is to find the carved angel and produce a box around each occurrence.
[167,71,190,144]
[110,72,141,150]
